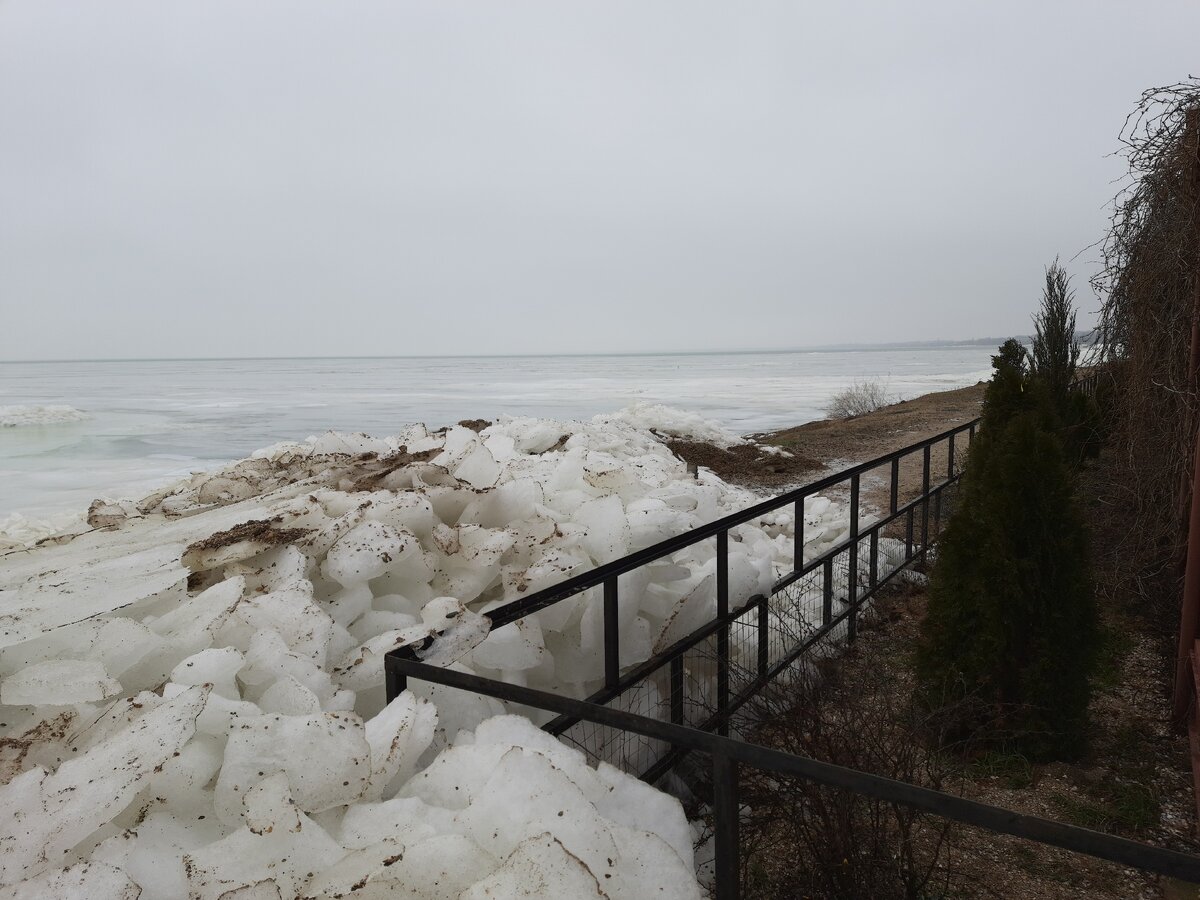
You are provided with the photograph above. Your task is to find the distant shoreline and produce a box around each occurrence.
[0,337,1043,366]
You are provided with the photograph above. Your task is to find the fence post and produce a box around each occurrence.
[948,432,956,479]
[869,529,879,589]
[757,595,769,677]
[890,456,900,515]
[921,444,932,560]
[604,576,619,690]
[823,557,834,625]
[794,496,805,574]
[672,657,681,729]
[712,752,740,900]
[670,655,684,725]
[848,473,860,642]
[385,660,405,703]
[717,530,730,736]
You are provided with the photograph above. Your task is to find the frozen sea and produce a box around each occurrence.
[0,347,994,518]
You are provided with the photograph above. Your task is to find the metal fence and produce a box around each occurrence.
[386,661,1200,894]
[384,396,1200,896]
[388,419,976,774]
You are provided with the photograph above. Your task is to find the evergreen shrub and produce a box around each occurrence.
[917,340,1097,760]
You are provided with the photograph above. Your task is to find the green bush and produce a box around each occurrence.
[917,341,1097,760]
[1029,259,1079,406]
[1062,388,1104,463]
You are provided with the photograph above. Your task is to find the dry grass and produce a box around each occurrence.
[826,379,892,419]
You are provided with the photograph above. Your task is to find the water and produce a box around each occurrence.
[0,348,994,518]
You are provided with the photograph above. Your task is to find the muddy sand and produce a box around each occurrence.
[670,381,987,508]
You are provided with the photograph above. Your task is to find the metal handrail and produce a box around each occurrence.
[385,658,1200,891]
[381,378,1154,898]
[487,416,979,630]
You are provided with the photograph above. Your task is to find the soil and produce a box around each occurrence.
[665,440,822,490]
[756,382,987,510]
[661,383,984,506]
[806,582,1200,899]
[183,518,310,553]
[754,382,987,465]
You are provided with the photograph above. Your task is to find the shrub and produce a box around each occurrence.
[916,341,1097,760]
[737,662,962,899]
[826,379,891,419]
[1029,259,1080,405]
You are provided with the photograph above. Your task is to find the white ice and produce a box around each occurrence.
[0,407,881,897]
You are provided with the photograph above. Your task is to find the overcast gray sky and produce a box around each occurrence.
[1,1,1196,360]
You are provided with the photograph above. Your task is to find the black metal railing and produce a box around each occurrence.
[387,419,977,779]
[383,387,1197,897]
[386,661,1200,895]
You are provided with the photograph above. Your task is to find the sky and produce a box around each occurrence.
[1,1,1197,361]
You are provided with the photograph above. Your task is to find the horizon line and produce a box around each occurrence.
[0,336,1027,365]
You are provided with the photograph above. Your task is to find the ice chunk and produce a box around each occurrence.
[594,762,694,870]
[331,625,429,692]
[0,543,186,650]
[169,647,244,698]
[1,659,122,706]
[0,686,206,884]
[452,443,500,490]
[92,809,224,900]
[322,521,419,587]
[141,733,225,808]
[243,773,303,835]
[363,493,436,540]
[416,600,490,667]
[574,494,632,564]
[233,582,332,664]
[296,838,406,898]
[302,834,495,900]
[89,618,158,677]
[337,796,442,850]
[183,809,342,900]
[470,619,545,672]
[214,712,370,824]
[257,675,322,716]
[322,583,373,628]
[460,832,603,899]
[362,691,436,801]
[371,833,497,898]
[454,746,617,876]
[0,861,139,900]
[211,881,282,899]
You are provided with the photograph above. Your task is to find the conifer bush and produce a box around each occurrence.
[916,340,1097,760]
[1029,260,1080,406]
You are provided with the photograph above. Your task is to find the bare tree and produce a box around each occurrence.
[1093,82,1200,637]
[731,660,966,899]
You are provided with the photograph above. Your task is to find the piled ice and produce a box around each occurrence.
[0,410,867,897]
[599,402,747,447]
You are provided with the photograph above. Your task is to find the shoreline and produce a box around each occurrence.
[669,381,987,498]
[1,382,988,549]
